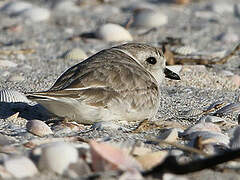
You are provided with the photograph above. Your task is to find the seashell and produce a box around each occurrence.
[96,23,133,42]
[173,46,196,55]
[0,89,29,103]
[38,142,78,174]
[229,126,240,150]
[183,122,221,138]
[214,102,240,115]
[20,7,51,22]
[0,1,32,16]
[4,156,38,178]
[63,48,88,61]
[132,9,168,28]
[26,120,53,137]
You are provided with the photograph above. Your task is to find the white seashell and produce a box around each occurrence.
[4,156,38,178]
[96,23,133,42]
[0,60,17,68]
[20,7,51,22]
[63,48,88,61]
[38,142,78,174]
[0,89,29,103]
[0,1,32,16]
[229,126,240,150]
[26,120,53,137]
[132,9,168,28]
[173,46,196,55]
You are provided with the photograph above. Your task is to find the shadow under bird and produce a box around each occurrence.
[26,43,180,125]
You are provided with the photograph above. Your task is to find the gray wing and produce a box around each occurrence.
[27,49,159,108]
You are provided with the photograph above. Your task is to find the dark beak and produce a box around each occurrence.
[164,68,181,80]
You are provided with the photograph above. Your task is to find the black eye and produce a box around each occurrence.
[146,57,157,65]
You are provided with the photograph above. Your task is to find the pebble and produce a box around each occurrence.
[0,60,17,68]
[20,7,51,22]
[63,48,88,61]
[132,9,168,28]
[26,120,53,137]
[0,1,32,16]
[163,173,188,180]
[0,89,29,103]
[38,142,78,174]
[4,156,38,178]
[0,165,12,179]
[96,23,133,42]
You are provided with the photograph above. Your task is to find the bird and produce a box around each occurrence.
[26,43,180,126]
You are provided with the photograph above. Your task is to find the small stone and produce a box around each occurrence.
[26,120,53,137]
[158,128,178,142]
[4,156,38,178]
[38,142,78,174]
[174,46,196,55]
[132,9,168,28]
[0,165,12,179]
[0,60,17,68]
[96,23,133,42]
[20,7,51,22]
[63,48,88,61]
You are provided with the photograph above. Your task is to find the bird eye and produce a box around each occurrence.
[146,57,157,65]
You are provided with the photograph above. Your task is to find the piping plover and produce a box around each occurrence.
[27,43,180,125]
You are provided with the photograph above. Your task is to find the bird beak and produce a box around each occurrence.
[164,68,181,80]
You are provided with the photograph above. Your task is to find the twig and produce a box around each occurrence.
[143,148,240,176]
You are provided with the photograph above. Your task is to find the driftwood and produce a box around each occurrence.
[143,148,240,177]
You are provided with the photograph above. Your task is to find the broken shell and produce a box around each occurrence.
[26,120,53,137]
[0,89,29,103]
